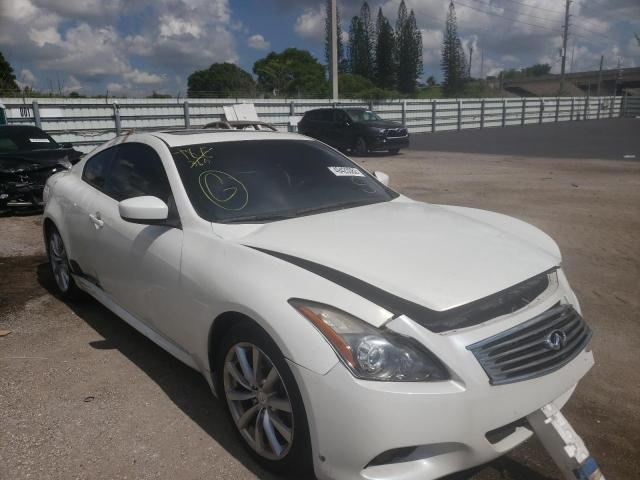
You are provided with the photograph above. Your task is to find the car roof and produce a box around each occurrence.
[147,129,307,147]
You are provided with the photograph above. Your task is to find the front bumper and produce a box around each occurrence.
[367,135,410,152]
[290,274,594,480]
[0,183,45,210]
[291,348,592,480]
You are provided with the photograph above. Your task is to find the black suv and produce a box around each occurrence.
[297,107,409,155]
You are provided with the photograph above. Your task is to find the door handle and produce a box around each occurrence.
[89,212,104,228]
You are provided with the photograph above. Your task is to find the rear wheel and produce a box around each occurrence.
[46,226,82,299]
[354,136,368,156]
[216,322,312,476]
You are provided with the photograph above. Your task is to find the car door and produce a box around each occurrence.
[64,146,116,281]
[90,142,184,338]
[331,109,351,150]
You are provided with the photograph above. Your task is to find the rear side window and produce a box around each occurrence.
[317,110,333,121]
[82,147,115,190]
[105,143,172,202]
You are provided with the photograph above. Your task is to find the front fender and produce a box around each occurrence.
[180,231,346,376]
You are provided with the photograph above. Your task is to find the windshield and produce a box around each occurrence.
[171,139,397,223]
[0,126,59,154]
[345,109,382,123]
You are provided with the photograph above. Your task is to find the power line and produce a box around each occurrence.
[499,0,564,15]
[468,0,563,25]
[454,0,562,33]
[471,0,619,44]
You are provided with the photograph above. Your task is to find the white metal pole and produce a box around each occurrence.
[331,0,339,100]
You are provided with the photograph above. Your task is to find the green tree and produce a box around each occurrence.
[146,91,172,99]
[324,0,347,73]
[374,7,396,89]
[348,16,369,78]
[396,6,422,93]
[253,48,327,97]
[339,73,376,97]
[441,1,467,96]
[0,51,20,94]
[359,2,374,79]
[502,63,552,79]
[187,63,256,98]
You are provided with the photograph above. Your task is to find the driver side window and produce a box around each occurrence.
[105,143,172,203]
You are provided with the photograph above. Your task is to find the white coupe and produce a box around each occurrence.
[43,129,594,480]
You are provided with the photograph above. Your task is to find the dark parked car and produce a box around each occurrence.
[0,125,82,213]
[297,107,409,155]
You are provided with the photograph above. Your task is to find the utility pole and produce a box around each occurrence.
[330,0,339,100]
[469,45,474,78]
[597,55,604,97]
[569,43,575,73]
[480,48,485,82]
[559,0,571,95]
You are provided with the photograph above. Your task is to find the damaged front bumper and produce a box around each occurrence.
[0,181,46,210]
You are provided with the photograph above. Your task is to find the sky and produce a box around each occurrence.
[0,0,639,96]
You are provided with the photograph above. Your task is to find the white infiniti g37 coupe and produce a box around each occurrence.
[42,129,594,480]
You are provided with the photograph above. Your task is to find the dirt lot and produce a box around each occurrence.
[1,141,639,479]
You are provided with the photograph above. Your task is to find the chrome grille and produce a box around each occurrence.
[467,304,591,385]
[386,128,407,137]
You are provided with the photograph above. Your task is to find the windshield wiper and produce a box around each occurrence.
[221,212,298,224]
[295,200,377,217]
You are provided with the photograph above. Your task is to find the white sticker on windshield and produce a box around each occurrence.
[29,138,51,143]
[328,166,364,177]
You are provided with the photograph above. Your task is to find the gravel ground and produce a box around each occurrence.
[1,143,639,479]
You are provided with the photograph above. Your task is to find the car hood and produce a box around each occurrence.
[0,149,74,174]
[239,200,560,312]
[354,120,403,130]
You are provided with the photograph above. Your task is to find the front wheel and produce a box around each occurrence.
[354,136,368,156]
[389,148,400,154]
[216,322,312,476]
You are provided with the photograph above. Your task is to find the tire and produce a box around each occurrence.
[389,149,400,155]
[216,321,313,477]
[46,225,83,300]
[354,136,368,156]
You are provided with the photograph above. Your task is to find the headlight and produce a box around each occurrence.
[289,299,449,382]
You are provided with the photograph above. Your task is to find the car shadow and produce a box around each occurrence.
[36,261,556,480]
[36,262,289,480]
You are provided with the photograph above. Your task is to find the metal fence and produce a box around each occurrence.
[1,95,630,153]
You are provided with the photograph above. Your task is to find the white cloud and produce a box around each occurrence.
[159,15,203,38]
[28,26,61,47]
[421,28,443,68]
[295,7,324,41]
[123,69,167,84]
[247,34,270,50]
[20,69,38,85]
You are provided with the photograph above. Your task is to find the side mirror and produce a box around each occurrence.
[60,142,73,149]
[374,171,390,186]
[119,196,168,224]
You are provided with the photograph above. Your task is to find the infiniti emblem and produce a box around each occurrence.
[544,329,567,351]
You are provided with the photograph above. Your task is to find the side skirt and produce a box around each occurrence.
[73,275,198,370]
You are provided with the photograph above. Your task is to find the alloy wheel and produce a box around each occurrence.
[355,137,367,156]
[49,230,70,292]
[223,342,294,460]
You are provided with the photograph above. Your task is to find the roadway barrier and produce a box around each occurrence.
[0,95,628,153]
